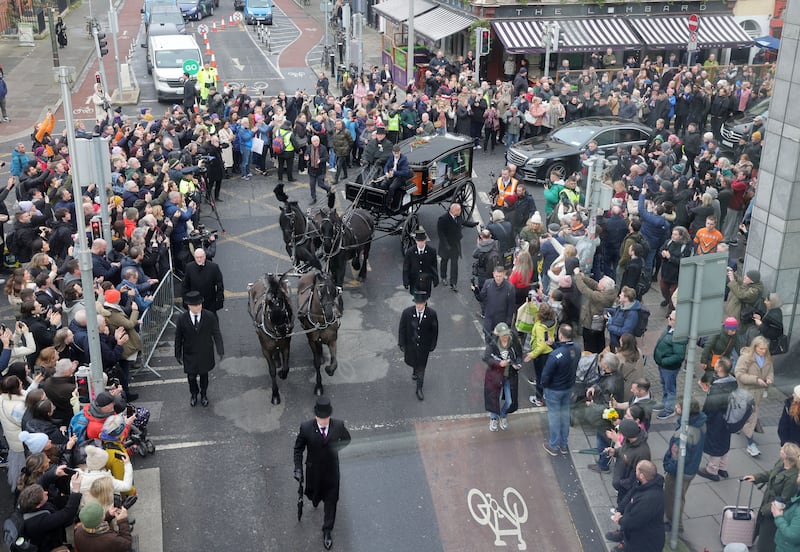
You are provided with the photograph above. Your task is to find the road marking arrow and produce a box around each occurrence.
[231,57,245,71]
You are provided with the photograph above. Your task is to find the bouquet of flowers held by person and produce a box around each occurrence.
[602,407,619,423]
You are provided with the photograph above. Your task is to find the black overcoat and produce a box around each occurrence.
[294,418,351,505]
[182,261,225,312]
[397,306,438,368]
[402,245,440,296]
[174,308,224,375]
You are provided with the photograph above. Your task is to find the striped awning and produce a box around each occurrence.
[373,0,436,25]
[492,18,642,54]
[628,15,753,49]
[413,7,474,43]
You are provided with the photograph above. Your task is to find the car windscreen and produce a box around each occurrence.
[155,49,198,68]
[550,125,599,147]
[248,0,270,7]
[746,99,770,117]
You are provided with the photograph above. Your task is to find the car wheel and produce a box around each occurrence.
[546,161,569,181]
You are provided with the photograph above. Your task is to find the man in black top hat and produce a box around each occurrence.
[174,291,224,407]
[294,396,351,550]
[402,226,439,298]
[398,292,439,400]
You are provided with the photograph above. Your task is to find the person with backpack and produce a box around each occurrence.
[657,226,693,310]
[735,335,774,458]
[606,286,642,352]
[275,119,298,183]
[698,357,738,481]
[17,475,83,552]
[471,229,502,296]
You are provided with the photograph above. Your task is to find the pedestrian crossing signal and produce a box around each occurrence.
[479,29,490,56]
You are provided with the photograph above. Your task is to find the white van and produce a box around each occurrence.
[146,34,203,101]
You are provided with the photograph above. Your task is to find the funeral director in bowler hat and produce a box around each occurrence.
[174,291,224,407]
[294,396,351,550]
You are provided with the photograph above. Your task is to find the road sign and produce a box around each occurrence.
[688,31,698,51]
[688,13,699,33]
[182,59,200,76]
[232,11,243,21]
[197,23,209,34]
[673,251,728,340]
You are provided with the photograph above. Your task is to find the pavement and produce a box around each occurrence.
[0,2,792,550]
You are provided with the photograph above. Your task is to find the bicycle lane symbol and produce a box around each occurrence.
[467,487,529,550]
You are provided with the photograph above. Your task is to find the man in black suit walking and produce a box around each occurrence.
[174,291,224,407]
[294,396,351,550]
[182,248,225,313]
[398,291,439,400]
[402,226,439,297]
[437,202,478,292]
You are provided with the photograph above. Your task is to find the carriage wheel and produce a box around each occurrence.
[400,212,420,254]
[453,180,476,220]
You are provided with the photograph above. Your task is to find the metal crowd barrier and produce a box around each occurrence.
[136,270,177,378]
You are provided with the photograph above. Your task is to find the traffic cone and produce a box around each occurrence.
[211,53,217,68]
[203,33,208,44]
[220,17,225,29]
[229,14,234,25]
[212,22,217,32]
[206,43,212,55]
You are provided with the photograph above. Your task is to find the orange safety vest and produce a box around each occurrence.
[495,177,519,207]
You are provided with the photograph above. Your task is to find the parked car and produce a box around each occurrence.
[507,118,652,184]
[178,0,214,20]
[717,97,770,152]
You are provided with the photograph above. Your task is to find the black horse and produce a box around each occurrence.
[275,185,322,272]
[314,205,375,286]
[248,272,294,405]
[296,270,342,396]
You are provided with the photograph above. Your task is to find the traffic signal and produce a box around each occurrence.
[75,366,91,404]
[90,217,102,241]
[95,73,101,84]
[479,28,490,56]
[95,32,108,57]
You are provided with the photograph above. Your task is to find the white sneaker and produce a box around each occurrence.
[499,418,508,431]
[747,443,761,457]
[489,419,499,432]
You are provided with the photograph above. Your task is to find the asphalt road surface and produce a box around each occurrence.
[0,8,606,550]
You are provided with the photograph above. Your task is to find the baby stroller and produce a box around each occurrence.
[123,403,156,458]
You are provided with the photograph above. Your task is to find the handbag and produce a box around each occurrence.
[591,314,606,331]
[251,135,265,154]
[516,302,537,333]
[770,334,789,355]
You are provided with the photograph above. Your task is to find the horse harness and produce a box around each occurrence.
[297,273,342,332]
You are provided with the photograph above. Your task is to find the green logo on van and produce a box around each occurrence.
[182,59,200,76]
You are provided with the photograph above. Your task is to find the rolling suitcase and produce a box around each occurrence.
[720,479,758,546]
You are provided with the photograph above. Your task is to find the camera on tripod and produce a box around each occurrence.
[186,224,217,247]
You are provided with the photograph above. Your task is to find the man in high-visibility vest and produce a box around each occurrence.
[491,166,519,209]
[196,62,218,106]
[386,105,401,144]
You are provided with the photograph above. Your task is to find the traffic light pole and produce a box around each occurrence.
[92,27,110,100]
[109,1,123,94]
[474,27,481,82]
[55,66,107,399]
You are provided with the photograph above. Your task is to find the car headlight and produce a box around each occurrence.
[526,158,545,167]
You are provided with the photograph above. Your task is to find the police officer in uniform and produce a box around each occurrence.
[402,226,439,297]
[398,291,439,400]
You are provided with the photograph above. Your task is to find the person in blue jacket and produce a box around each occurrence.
[606,286,641,352]
[637,189,671,273]
[383,144,412,211]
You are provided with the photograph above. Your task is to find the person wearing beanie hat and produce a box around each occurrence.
[103,282,142,402]
[80,444,134,497]
[74,499,133,550]
[483,321,523,432]
[724,265,765,323]
[294,397,352,550]
[18,431,49,454]
[605,415,651,510]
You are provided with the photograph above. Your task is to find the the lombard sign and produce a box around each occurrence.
[497,1,728,19]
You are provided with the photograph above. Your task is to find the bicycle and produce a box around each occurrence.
[85,17,100,39]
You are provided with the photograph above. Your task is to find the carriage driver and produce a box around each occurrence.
[384,144,413,211]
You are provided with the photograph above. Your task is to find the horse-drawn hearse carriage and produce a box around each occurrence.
[344,133,477,252]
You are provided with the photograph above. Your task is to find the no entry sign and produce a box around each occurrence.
[688,14,699,33]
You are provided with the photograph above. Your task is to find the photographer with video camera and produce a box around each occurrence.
[199,135,224,202]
